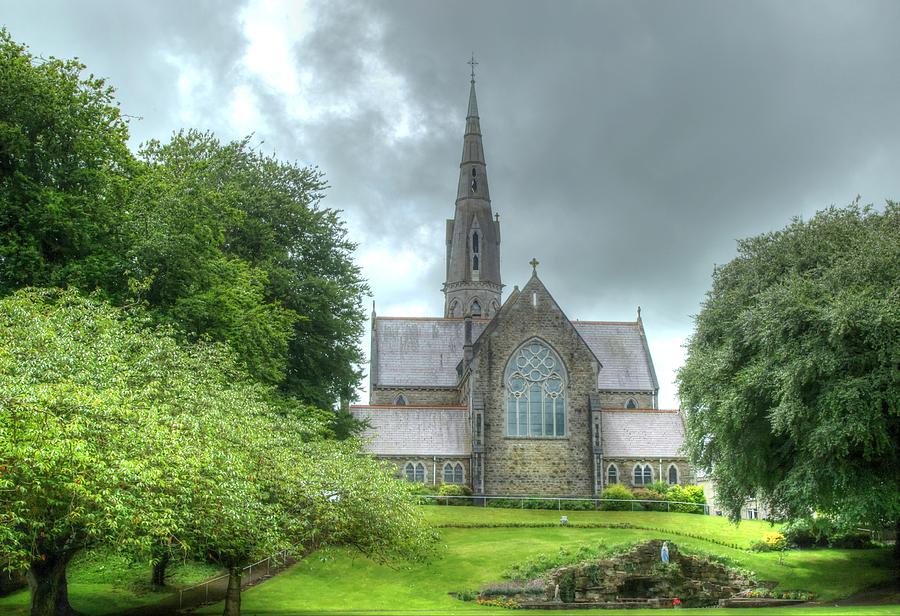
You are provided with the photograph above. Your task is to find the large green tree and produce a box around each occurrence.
[0,29,132,296]
[678,202,899,536]
[130,131,368,404]
[0,289,433,616]
[1,32,368,410]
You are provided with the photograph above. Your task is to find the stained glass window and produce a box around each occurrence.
[505,340,566,437]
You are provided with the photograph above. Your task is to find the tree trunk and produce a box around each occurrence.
[151,551,170,588]
[27,551,77,616]
[222,567,241,616]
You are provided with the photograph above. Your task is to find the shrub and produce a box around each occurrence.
[485,497,594,510]
[632,487,668,511]
[763,531,787,551]
[666,485,706,514]
[829,531,874,549]
[647,480,671,495]
[437,483,473,505]
[454,589,478,601]
[599,484,635,510]
[783,517,834,548]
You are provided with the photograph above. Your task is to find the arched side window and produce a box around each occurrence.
[505,339,567,437]
[625,397,638,409]
[395,394,407,405]
[442,462,465,484]
[473,254,479,271]
[443,463,455,483]
[668,464,679,485]
[471,299,482,317]
[405,461,425,483]
[490,300,500,316]
[449,300,461,318]
[472,231,479,254]
[633,464,653,486]
[607,464,618,485]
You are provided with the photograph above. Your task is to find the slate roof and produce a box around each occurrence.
[372,316,657,392]
[350,405,471,456]
[372,317,487,387]
[573,321,658,391]
[600,409,685,458]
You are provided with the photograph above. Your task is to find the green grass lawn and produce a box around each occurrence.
[195,507,895,615]
[0,547,221,616]
[3,508,893,615]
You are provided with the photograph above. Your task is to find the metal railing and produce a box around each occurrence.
[177,549,291,609]
[417,494,710,514]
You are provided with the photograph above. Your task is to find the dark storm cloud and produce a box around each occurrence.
[4,0,899,403]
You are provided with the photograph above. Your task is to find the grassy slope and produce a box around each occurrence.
[0,548,221,616]
[197,508,895,615]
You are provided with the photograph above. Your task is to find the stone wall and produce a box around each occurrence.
[380,455,471,488]
[370,387,461,406]
[546,541,754,607]
[597,391,655,409]
[473,275,598,497]
[603,458,694,490]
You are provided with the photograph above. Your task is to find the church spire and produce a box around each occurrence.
[457,57,489,202]
[444,56,502,319]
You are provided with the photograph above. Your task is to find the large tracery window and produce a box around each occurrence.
[505,340,567,437]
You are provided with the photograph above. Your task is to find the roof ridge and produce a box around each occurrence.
[375,315,492,322]
[351,404,467,410]
[572,320,639,326]
[601,408,681,413]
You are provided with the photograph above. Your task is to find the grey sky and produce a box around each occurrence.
[5,0,899,406]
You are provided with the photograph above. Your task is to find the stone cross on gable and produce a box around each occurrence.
[468,54,478,81]
[530,257,540,272]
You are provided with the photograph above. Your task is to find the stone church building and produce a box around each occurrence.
[351,71,690,497]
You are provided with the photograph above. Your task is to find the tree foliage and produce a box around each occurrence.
[678,202,899,530]
[0,32,368,410]
[0,289,434,616]
[0,28,132,296]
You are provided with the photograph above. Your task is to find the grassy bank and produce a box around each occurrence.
[197,508,894,615]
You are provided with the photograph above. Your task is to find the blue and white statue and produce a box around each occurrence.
[661,541,670,563]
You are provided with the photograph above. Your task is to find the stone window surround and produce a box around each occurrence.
[633,463,653,486]
[504,337,568,438]
[443,462,465,484]
[404,460,427,483]
[607,463,619,484]
[667,463,679,485]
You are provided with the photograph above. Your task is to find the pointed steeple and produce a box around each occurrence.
[457,68,489,202]
[443,57,502,319]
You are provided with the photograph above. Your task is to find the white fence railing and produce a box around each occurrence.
[417,494,710,514]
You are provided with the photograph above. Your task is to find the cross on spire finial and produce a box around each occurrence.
[468,53,478,82]
[529,257,540,273]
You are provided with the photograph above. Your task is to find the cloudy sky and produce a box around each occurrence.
[5,0,899,406]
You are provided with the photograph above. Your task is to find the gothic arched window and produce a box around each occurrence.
[668,464,679,485]
[505,339,567,437]
[472,231,479,254]
[633,464,652,486]
[443,462,464,484]
[449,300,461,318]
[473,255,479,271]
[395,394,407,405]
[607,464,618,485]
[471,299,481,317]
[625,397,638,409]
[405,461,425,483]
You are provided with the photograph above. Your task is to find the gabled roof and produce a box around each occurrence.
[600,409,685,458]
[371,288,658,392]
[573,321,658,391]
[372,317,488,387]
[350,405,471,457]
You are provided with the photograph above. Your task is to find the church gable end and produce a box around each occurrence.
[471,272,598,497]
